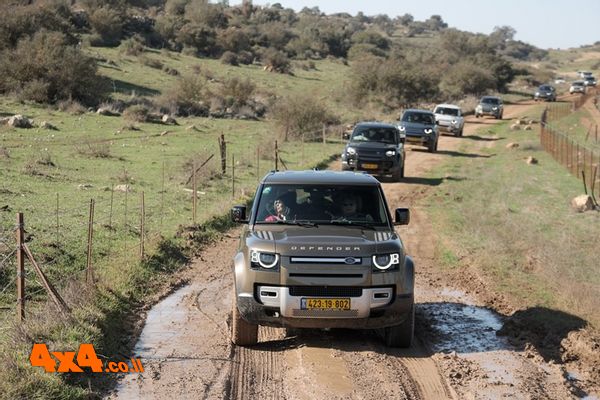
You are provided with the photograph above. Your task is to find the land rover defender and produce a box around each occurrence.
[230,171,415,348]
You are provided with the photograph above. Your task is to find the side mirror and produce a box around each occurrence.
[394,208,410,225]
[399,132,406,144]
[231,205,247,223]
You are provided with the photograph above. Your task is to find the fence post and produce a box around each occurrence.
[256,147,260,182]
[219,134,226,174]
[86,199,95,285]
[322,124,326,144]
[275,140,279,171]
[161,161,165,230]
[140,191,145,261]
[16,213,25,322]
[192,161,197,225]
[232,153,235,199]
[55,193,59,247]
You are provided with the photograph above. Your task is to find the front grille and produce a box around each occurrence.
[292,309,359,317]
[289,286,363,297]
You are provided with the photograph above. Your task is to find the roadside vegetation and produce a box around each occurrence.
[426,109,600,328]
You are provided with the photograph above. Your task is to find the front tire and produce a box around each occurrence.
[384,304,414,348]
[231,296,258,346]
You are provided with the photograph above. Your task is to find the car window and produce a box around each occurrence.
[255,184,389,225]
[435,107,459,116]
[351,127,397,144]
[402,112,435,125]
[481,98,500,105]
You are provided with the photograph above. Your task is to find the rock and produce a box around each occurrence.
[40,121,58,130]
[162,114,177,125]
[514,119,525,125]
[510,124,520,131]
[78,184,93,190]
[114,184,132,193]
[8,115,33,128]
[523,125,532,131]
[526,156,538,165]
[160,130,170,136]
[97,107,120,116]
[528,119,538,125]
[506,142,519,149]
[0,117,9,125]
[571,195,594,212]
[186,125,198,131]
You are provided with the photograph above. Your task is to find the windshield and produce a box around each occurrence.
[539,86,552,91]
[350,127,398,144]
[401,112,435,125]
[481,97,500,105]
[573,81,584,86]
[255,184,390,226]
[434,107,459,116]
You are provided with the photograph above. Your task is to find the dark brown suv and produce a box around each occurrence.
[230,171,415,347]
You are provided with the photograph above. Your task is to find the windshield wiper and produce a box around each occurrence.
[272,220,319,227]
[328,219,376,230]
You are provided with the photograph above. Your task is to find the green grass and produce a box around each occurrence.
[425,110,600,327]
[546,103,600,151]
[0,45,354,399]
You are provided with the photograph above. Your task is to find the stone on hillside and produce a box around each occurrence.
[523,125,532,131]
[525,156,538,165]
[114,184,132,193]
[78,184,93,190]
[514,119,525,125]
[160,130,170,136]
[162,114,177,125]
[0,117,9,125]
[8,115,33,128]
[506,142,519,149]
[510,124,520,131]
[97,107,120,116]
[571,195,594,212]
[40,121,58,130]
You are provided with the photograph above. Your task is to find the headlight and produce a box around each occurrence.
[250,250,279,269]
[451,119,457,125]
[424,128,433,134]
[535,92,540,96]
[385,150,395,157]
[372,253,400,270]
[476,105,482,111]
[346,147,356,155]
[492,106,498,110]
[398,125,406,132]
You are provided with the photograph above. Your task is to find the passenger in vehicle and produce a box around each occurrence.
[304,190,336,220]
[265,192,296,221]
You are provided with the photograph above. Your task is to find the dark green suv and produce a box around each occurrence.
[230,171,415,348]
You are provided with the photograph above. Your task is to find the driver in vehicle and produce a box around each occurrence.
[337,193,373,222]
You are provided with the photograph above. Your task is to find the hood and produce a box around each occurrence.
[251,225,400,256]
[347,142,397,152]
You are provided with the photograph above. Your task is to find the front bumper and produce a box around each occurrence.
[342,158,400,175]
[236,287,414,329]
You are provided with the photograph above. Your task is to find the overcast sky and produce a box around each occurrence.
[231,0,600,50]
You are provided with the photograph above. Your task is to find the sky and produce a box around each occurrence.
[230,0,600,50]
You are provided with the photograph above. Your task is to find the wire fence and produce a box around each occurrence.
[0,126,345,326]
[540,91,600,202]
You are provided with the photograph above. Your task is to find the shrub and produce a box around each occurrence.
[271,95,338,141]
[139,55,163,69]
[237,50,254,65]
[0,30,109,106]
[261,47,291,74]
[88,7,123,47]
[76,141,112,158]
[123,104,150,123]
[157,73,211,116]
[440,62,496,98]
[220,51,238,66]
[120,37,145,56]
[220,77,255,106]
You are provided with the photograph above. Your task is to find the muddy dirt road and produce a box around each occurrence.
[109,103,595,400]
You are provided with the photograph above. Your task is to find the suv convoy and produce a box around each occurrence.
[230,171,415,348]
[534,84,556,102]
[475,96,503,119]
[398,109,439,152]
[433,104,465,137]
[341,122,406,181]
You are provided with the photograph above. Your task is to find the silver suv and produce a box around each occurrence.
[230,171,415,348]
[475,96,503,119]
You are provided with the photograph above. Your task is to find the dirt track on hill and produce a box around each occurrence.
[108,102,597,400]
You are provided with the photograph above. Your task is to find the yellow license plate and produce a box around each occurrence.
[361,163,378,170]
[301,298,351,310]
